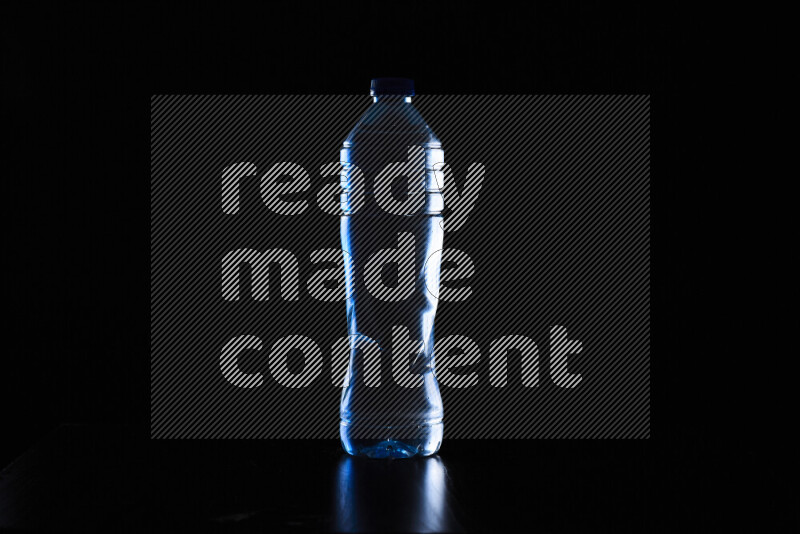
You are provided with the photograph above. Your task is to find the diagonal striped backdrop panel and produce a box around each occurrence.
[151,95,650,439]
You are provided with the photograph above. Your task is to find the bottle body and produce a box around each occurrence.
[339,91,444,458]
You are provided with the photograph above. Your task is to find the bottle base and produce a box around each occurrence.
[340,421,442,458]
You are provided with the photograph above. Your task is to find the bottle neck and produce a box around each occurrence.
[373,95,412,104]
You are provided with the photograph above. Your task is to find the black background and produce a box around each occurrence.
[1,1,789,531]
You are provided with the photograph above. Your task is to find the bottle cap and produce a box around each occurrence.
[370,78,415,96]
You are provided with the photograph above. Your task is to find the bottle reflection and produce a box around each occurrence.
[334,455,461,532]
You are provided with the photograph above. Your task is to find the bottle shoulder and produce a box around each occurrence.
[344,102,440,146]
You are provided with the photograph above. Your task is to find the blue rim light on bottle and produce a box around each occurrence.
[339,78,445,458]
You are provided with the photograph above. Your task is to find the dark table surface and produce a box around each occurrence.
[0,424,788,532]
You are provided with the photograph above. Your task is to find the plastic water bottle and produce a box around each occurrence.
[339,78,444,458]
